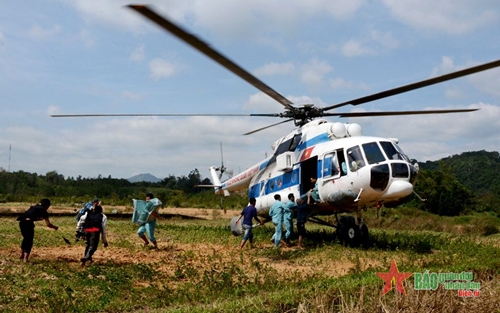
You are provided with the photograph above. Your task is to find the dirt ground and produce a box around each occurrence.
[2,241,362,279]
[2,205,366,280]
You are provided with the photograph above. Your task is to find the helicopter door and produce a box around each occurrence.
[300,156,318,195]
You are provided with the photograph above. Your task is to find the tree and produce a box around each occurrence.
[414,163,474,216]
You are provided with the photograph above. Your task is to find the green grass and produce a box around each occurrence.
[1,208,499,312]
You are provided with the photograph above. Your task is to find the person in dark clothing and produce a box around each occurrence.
[75,197,100,242]
[235,197,263,249]
[17,198,58,262]
[76,205,108,266]
[296,198,310,249]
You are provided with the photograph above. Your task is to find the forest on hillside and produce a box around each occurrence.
[1,150,499,215]
[413,150,500,215]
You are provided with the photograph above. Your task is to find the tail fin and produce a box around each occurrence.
[209,166,230,196]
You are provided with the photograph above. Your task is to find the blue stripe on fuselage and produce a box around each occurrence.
[256,133,329,173]
[296,133,330,152]
[248,168,300,198]
[247,133,331,197]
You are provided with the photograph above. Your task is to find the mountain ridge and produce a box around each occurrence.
[127,173,161,183]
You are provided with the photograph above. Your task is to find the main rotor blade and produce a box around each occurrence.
[250,113,282,117]
[322,108,478,118]
[128,5,295,111]
[243,119,294,135]
[323,59,500,111]
[51,113,251,117]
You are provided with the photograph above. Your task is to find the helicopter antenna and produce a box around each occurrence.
[8,144,11,172]
[219,142,226,179]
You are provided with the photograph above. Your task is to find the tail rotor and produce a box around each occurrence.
[217,142,233,179]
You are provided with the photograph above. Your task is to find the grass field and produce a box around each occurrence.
[0,206,499,312]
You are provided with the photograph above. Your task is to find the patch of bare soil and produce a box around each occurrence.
[2,205,369,280]
[1,240,363,281]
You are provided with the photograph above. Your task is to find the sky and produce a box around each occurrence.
[1,0,499,180]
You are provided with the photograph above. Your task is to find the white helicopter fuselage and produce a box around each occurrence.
[210,119,418,218]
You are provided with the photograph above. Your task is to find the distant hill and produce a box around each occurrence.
[127,173,161,183]
[418,150,500,194]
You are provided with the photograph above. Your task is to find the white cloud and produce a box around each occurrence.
[370,30,399,49]
[130,45,145,61]
[244,93,281,113]
[469,67,500,97]
[149,58,176,79]
[382,0,498,34]
[445,88,464,99]
[62,0,367,41]
[431,56,500,97]
[340,30,398,58]
[431,56,458,76]
[300,58,333,87]
[47,105,60,116]
[253,62,294,76]
[188,0,366,38]
[341,39,372,57]
[367,102,500,162]
[27,24,62,41]
[62,0,147,32]
[330,78,369,91]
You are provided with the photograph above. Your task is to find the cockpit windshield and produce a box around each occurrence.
[344,141,411,173]
[362,142,386,164]
[379,141,410,162]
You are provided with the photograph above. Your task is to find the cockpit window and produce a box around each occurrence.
[393,143,411,163]
[268,134,302,166]
[289,134,301,151]
[362,142,386,164]
[323,152,340,178]
[346,146,365,171]
[380,141,410,162]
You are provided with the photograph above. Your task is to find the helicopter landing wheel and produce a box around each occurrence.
[359,223,369,247]
[336,216,361,248]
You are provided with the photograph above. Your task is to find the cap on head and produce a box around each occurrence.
[146,193,154,199]
[40,198,51,208]
[93,198,99,203]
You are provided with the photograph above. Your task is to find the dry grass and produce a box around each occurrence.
[1,205,499,312]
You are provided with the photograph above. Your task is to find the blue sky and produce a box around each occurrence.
[1,1,499,180]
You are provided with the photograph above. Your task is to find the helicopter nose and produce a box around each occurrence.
[382,180,413,199]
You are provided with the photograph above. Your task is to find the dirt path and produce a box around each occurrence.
[1,241,358,280]
[1,204,366,279]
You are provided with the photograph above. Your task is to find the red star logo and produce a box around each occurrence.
[376,260,413,296]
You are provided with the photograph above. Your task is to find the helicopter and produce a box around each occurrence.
[52,5,500,247]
